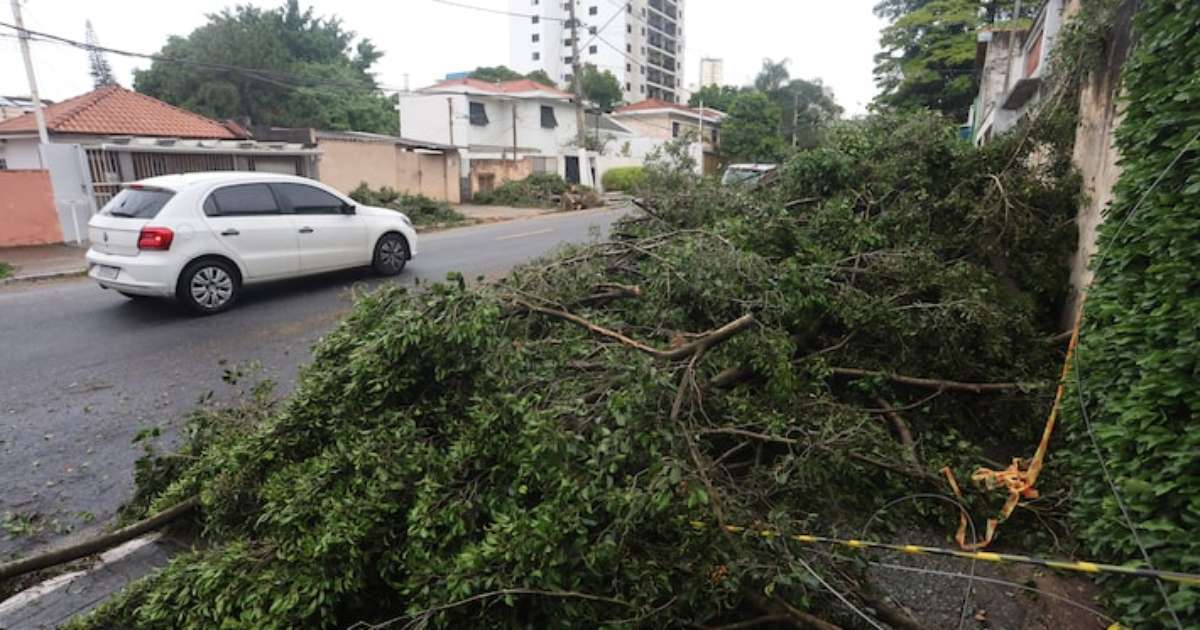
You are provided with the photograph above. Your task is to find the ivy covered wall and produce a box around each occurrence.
[1064,0,1200,625]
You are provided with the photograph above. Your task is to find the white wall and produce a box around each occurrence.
[0,138,43,169]
[399,94,470,149]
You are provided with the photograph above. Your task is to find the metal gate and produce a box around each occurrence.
[39,143,97,244]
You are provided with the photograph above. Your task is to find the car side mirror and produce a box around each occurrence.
[342,203,356,215]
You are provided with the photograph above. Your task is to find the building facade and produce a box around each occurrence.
[509,0,686,104]
[699,58,723,88]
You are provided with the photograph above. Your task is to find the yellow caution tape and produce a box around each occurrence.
[688,520,1200,588]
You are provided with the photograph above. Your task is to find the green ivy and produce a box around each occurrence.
[1062,1,1200,626]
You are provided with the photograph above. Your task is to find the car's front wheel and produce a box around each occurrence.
[177,259,239,315]
[373,233,408,276]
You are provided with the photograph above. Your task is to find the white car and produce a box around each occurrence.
[86,172,418,314]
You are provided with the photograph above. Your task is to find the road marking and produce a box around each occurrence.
[495,228,553,241]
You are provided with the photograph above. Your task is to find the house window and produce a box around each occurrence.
[625,82,631,91]
[564,56,574,64]
[589,5,598,14]
[589,26,597,34]
[532,0,538,4]
[533,52,541,60]
[532,15,539,23]
[626,24,631,33]
[532,33,540,42]
[469,102,489,126]
[672,122,681,138]
[0,158,6,170]
[540,105,558,128]
[589,45,598,54]
[626,44,632,52]
[626,63,631,71]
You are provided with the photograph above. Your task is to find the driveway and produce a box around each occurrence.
[0,207,624,560]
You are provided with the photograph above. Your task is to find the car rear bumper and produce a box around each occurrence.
[86,249,177,297]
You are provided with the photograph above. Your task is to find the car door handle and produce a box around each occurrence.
[221,228,240,236]
[299,226,314,234]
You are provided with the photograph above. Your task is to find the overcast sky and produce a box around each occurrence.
[1,0,885,114]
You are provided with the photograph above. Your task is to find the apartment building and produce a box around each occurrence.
[509,0,686,104]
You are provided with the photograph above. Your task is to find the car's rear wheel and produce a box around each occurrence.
[178,259,239,315]
[373,233,408,276]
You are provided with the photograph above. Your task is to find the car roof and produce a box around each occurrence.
[726,164,778,171]
[133,171,317,190]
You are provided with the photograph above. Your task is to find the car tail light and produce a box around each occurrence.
[138,226,174,250]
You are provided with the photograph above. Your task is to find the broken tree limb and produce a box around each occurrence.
[574,283,642,307]
[0,496,199,582]
[708,366,754,390]
[873,397,922,471]
[517,301,755,361]
[830,367,1038,394]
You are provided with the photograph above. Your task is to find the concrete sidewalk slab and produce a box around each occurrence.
[0,534,181,629]
[0,244,88,283]
[453,204,550,222]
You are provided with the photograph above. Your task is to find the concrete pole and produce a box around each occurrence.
[566,0,592,187]
[11,0,50,145]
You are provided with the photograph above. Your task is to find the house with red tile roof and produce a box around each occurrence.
[609,99,725,175]
[398,78,597,195]
[0,86,318,246]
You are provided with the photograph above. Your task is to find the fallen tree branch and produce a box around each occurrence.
[575,283,642,307]
[830,367,1038,394]
[0,496,199,582]
[708,366,754,390]
[745,593,843,630]
[517,301,755,361]
[695,427,939,483]
[352,588,636,629]
[874,397,921,471]
[689,614,792,630]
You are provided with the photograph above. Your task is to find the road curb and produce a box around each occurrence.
[0,269,88,287]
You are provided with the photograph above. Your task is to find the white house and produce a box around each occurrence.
[609,99,723,175]
[399,78,594,196]
[970,0,1068,145]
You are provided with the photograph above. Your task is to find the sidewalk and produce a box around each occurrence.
[453,204,551,222]
[0,244,88,283]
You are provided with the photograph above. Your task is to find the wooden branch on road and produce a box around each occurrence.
[830,367,1038,394]
[0,496,199,582]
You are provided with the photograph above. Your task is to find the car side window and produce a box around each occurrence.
[207,184,281,216]
[273,183,345,215]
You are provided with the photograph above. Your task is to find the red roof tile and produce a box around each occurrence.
[0,86,245,139]
[426,78,572,98]
[614,98,724,122]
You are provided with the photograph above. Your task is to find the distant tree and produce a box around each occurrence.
[781,79,842,149]
[572,63,622,111]
[524,69,556,87]
[687,84,744,113]
[754,58,791,92]
[133,0,397,133]
[721,91,788,163]
[750,59,843,149]
[872,0,1036,119]
[85,20,116,88]
[468,66,526,83]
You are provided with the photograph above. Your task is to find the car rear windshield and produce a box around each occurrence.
[101,187,175,219]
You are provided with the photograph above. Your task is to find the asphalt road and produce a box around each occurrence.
[0,207,624,559]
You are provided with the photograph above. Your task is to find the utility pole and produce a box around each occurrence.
[566,0,591,186]
[512,103,518,163]
[791,94,798,147]
[12,0,50,145]
[446,97,455,146]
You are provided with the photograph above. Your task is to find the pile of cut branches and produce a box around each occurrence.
[68,112,1082,629]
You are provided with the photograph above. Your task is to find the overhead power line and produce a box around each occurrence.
[432,0,566,21]
[0,21,407,95]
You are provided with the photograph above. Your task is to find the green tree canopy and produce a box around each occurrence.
[751,59,843,150]
[467,66,527,83]
[687,84,745,113]
[133,0,397,134]
[872,0,1035,120]
[572,63,623,111]
[720,91,788,163]
[468,66,558,89]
